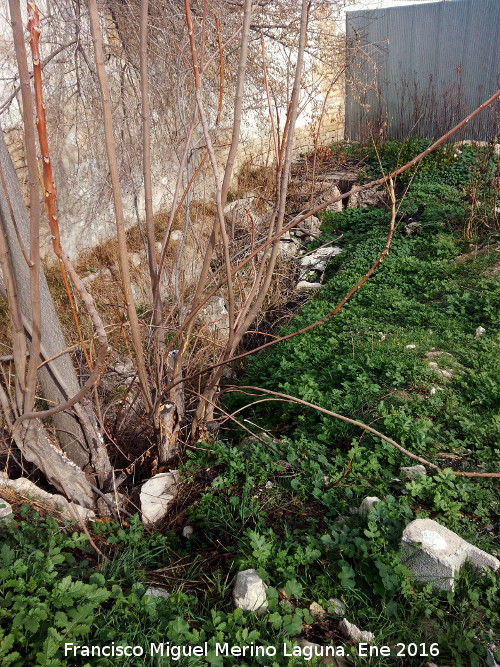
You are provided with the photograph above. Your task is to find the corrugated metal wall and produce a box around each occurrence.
[345,0,500,140]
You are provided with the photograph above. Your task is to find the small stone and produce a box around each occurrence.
[309,601,326,618]
[405,344,416,349]
[338,618,374,643]
[144,586,170,599]
[486,648,499,667]
[358,496,381,518]
[140,471,179,528]
[400,465,427,480]
[475,326,486,337]
[328,598,347,615]
[0,499,13,524]
[182,525,193,538]
[296,281,322,291]
[264,481,273,489]
[401,518,500,592]
[233,569,268,614]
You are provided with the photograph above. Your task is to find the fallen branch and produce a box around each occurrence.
[226,386,500,479]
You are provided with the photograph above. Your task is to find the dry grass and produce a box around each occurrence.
[235,160,276,206]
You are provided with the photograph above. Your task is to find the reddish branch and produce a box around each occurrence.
[14,1,109,425]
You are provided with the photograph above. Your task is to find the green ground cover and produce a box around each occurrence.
[1,140,498,666]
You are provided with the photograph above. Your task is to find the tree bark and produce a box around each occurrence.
[0,128,92,471]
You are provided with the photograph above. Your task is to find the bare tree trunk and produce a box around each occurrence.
[0,129,94,472]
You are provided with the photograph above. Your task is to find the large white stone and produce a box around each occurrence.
[294,215,322,240]
[140,472,179,528]
[233,569,268,614]
[338,618,374,643]
[401,518,499,592]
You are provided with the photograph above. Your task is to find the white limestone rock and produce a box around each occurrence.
[233,569,268,615]
[144,586,170,600]
[401,518,500,592]
[140,471,179,528]
[223,197,265,231]
[182,525,193,539]
[347,188,384,209]
[338,618,374,643]
[427,361,454,379]
[321,184,343,215]
[358,496,381,518]
[299,247,342,274]
[129,252,143,268]
[295,281,322,291]
[293,215,322,240]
